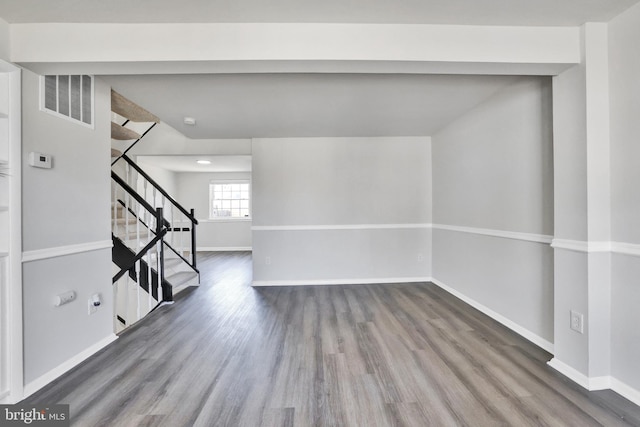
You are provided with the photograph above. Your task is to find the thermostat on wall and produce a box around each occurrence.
[28,152,52,169]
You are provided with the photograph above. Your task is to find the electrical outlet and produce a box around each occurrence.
[417,253,424,263]
[570,310,584,334]
[88,294,101,315]
[88,299,98,315]
[265,256,271,265]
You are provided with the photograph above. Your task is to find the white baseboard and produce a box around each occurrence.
[611,377,640,407]
[23,334,118,399]
[548,358,640,405]
[547,358,593,389]
[430,277,554,353]
[252,223,431,231]
[253,277,431,287]
[197,247,252,252]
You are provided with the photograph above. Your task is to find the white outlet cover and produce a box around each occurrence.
[88,298,98,315]
[570,310,584,334]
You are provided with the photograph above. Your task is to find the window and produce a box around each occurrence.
[41,75,94,127]
[209,181,250,219]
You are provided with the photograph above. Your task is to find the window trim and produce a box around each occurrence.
[39,75,95,129]
[208,179,251,221]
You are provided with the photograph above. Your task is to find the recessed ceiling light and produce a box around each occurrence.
[184,117,196,125]
[197,160,211,165]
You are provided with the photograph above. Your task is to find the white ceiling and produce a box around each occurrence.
[138,155,251,173]
[103,73,523,139]
[6,1,631,151]
[0,0,637,26]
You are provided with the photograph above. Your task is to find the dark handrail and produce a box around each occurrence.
[112,227,168,283]
[111,122,157,166]
[111,171,170,228]
[119,154,198,225]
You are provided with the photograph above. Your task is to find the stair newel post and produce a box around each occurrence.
[190,208,197,269]
[155,207,165,302]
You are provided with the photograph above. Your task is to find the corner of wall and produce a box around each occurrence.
[0,17,9,63]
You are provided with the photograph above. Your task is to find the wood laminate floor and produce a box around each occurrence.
[26,252,640,426]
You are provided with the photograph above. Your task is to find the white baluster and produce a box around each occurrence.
[119,186,126,239]
[112,184,117,236]
[157,239,163,303]
[113,273,119,331]
[123,271,130,327]
[146,235,152,314]
[149,207,155,246]
[152,186,157,211]
[179,212,184,258]
[148,277,153,312]
[170,205,175,248]
[135,199,141,253]
[124,189,130,246]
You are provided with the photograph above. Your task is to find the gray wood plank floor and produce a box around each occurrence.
[25,252,640,426]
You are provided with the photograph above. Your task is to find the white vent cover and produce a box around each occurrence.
[41,75,93,126]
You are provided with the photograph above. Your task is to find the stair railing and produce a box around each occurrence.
[113,153,199,273]
[109,104,198,331]
[112,174,171,329]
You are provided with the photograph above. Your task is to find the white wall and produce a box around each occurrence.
[21,70,114,387]
[136,159,178,197]
[432,77,555,347]
[252,136,431,285]
[176,172,252,250]
[126,122,253,251]
[608,1,640,394]
[0,17,9,63]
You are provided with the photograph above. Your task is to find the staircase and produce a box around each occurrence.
[110,90,199,333]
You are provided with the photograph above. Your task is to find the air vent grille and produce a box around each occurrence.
[42,75,93,126]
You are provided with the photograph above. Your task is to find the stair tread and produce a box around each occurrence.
[113,231,144,238]
[111,122,141,140]
[164,258,183,268]
[111,90,161,123]
[166,271,198,286]
[111,218,138,224]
